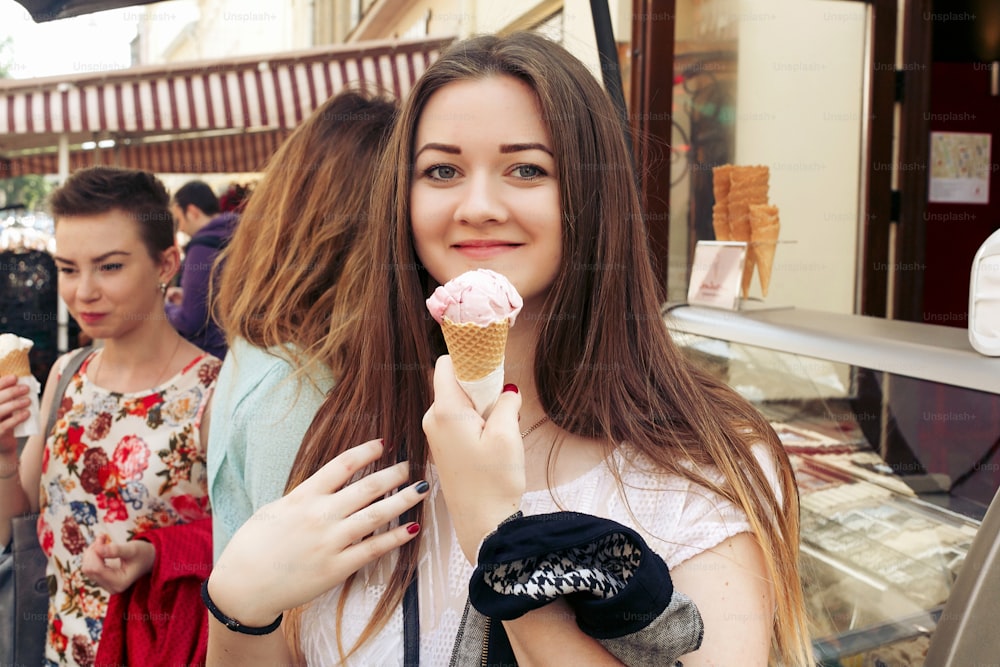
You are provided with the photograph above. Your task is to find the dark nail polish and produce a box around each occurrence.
[406,523,421,535]
[415,480,429,494]
[502,383,518,394]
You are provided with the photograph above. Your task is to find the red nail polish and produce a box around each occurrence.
[406,523,421,535]
[502,383,518,394]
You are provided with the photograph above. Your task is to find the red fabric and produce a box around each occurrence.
[95,518,212,667]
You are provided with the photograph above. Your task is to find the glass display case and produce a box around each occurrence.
[663,304,1000,665]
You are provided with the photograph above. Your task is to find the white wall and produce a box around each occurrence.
[140,0,303,64]
[734,0,867,313]
[472,0,625,80]
[193,0,298,59]
[132,1,199,65]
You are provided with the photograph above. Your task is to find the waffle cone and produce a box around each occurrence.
[0,350,30,377]
[751,204,781,297]
[440,318,509,382]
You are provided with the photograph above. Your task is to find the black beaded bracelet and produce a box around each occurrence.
[200,579,283,636]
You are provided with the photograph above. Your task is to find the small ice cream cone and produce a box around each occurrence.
[0,334,32,377]
[0,334,39,437]
[0,350,31,377]
[426,269,523,417]
[440,318,509,382]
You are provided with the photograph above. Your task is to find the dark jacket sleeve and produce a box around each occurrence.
[165,241,219,339]
[95,518,212,667]
[452,511,704,667]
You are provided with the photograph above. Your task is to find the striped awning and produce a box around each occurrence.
[1,129,293,177]
[0,36,453,175]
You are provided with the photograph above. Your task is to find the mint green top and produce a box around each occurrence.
[207,339,333,561]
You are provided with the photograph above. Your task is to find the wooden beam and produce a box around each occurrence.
[893,0,932,321]
[629,0,675,297]
[859,0,899,317]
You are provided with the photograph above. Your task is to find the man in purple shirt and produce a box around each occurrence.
[166,181,237,359]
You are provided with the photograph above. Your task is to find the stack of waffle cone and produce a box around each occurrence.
[727,166,769,242]
[440,317,509,381]
[750,205,780,297]
[711,165,734,241]
[711,164,777,299]
[728,166,769,298]
[0,348,31,377]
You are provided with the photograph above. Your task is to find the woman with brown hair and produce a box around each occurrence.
[205,32,812,666]
[207,89,398,558]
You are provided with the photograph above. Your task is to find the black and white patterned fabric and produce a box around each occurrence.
[482,531,640,601]
[451,511,704,667]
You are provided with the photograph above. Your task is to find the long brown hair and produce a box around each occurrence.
[215,89,397,373]
[288,33,811,665]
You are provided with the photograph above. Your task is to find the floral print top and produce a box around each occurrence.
[38,350,221,667]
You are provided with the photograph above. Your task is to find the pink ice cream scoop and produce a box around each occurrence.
[426,270,522,416]
[426,269,523,326]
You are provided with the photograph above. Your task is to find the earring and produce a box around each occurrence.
[158,282,167,295]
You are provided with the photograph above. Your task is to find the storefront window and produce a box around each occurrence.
[667,0,870,314]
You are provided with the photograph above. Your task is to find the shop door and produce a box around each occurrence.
[895,0,1000,327]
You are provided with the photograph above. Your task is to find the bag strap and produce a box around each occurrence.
[403,575,419,665]
[43,346,93,438]
[398,438,419,666]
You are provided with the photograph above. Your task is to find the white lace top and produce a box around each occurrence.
[300,445,780,666]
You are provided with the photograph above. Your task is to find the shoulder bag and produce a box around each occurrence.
[0,345,92,666]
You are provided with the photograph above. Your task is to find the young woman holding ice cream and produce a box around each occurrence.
[0,167,223,666]
[205,32,812,666]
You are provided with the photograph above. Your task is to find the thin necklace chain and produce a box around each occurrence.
[520,415,549,439]
[93,336,182,390]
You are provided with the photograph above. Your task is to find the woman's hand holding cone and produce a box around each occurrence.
[423,355,524,563]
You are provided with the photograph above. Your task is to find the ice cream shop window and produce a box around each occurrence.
[666,0,873,315]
